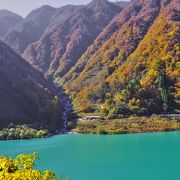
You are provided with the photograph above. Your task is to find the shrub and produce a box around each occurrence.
[0,125,48,140]
[0,153,57,180]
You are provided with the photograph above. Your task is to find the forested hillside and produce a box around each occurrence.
[0,41,63,130]
[3,5,57,53]
[62,0,180,117]
[23,0,126,77]
[0,0,179,120]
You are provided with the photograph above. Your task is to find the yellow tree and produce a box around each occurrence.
[0,153,58,180]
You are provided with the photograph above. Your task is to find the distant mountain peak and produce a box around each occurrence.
[0,9,18,16]
[3,5,57,53]
[0,10,23,37]
[22,1,123,77]
[88,0,110,7]
[115,1,129,8]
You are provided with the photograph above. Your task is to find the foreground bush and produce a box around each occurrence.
[0,153,57,180]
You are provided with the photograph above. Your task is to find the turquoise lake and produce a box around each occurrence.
[0,132,180,180]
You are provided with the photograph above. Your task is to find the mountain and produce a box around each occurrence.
[23,0,126,77]
[3,5,57,53]
[0,10,22,38]
[62,0,179,116]
[0,40,63,130]
[115,1,129,8]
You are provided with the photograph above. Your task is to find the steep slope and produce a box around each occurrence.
[3,5,58,53]
[0,10,22,38]
[63,0,179,116]
[0,41,63,130]
[23,0,125,77]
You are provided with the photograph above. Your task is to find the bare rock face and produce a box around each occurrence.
[0,10,22,38]
[0,40,63,130]
[23,0,126,77]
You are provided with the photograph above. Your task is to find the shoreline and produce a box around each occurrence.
[74,129,180,136]
[1,128,180,141]
[1,129,180,141]
[76,116,180,135]
[0,115,179,141]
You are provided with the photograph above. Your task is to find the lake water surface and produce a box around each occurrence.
[0,132,180,180]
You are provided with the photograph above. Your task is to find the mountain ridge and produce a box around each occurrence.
[22,0,127,78]
[0,40,63,130]
[3,5,58,53]
[0,10,22,38]
[62,0,179,116]
[0,0,178,120]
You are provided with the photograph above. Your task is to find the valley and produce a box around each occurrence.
[0,0,179,179]
[0,0,179,139]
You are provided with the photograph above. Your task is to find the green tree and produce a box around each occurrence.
[158,70,167,88]
[158,69,173,113]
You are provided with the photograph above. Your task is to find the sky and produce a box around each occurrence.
[0,0,128,17]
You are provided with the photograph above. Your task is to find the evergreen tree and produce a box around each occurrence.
[158,69,173,113]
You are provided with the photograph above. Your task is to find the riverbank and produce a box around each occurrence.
[76,116,180,134]
[1,116,180,140]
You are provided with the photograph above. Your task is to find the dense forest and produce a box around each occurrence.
[62,0,179,117]
[0,41,64,130]
[3,0,127,78]
[0,0,179,133]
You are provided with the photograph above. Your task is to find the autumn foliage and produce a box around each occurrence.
[63,0,179,117]
[0,153,57,180]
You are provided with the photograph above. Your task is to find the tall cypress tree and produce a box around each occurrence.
[158,70,167,88]
[158,69,171,113]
